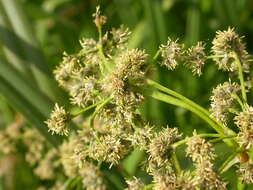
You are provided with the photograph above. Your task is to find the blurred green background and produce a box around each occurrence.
[0,0,253,189]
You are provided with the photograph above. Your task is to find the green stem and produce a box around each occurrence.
[172,153,181,173]
[209,135,237,143]
[207,55,226,59]
[149,90,224,133]
[147,79,237,137]
[153,49,161,61]
[231,94,245,111]
[148,90,237,147]
[89,97,112,129]
[97,26,111,73]
[71,101,104,118]
[171,133,223,149]
[218,148,241,174]
[147,79,210,116]
[234,53,247,102]
[142,184,154,190]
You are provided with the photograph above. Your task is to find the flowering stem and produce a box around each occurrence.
[147,79,237,137]
[234,53,247,102]
[172,153,181,173]
[97,26,111,73]
[142,184,154,190]
[231,94,245,111]
[89,97,112,129]
[149,91,223,133]
[209,135,237,143]
[148,90,238,147]
[207,55,226,59]
[71,100,105,118]
[171,133,223,149]
[218,148,242,174]
[153,49,161,61]
[147,79,210,116]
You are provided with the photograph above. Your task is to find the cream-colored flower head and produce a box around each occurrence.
[210,81,240,124]
[159,38,184,70]
[238,162,253,184]
[147,128,181,171]
[185,41,206,76]
[211,27,249,72]
[186,131,216,163]
[234,106,253,150]
[125,177,145,190]
[45,103,70,136]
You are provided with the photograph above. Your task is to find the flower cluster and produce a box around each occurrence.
[234,106,253,150]
[211,27,250,72]
[45,103,70,136]
[159,38,206,76]
[186,132,227,189]
[42,8,253,190]
[210,81,240,123]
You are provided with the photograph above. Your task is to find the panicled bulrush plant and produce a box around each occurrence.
[42,5,253,189]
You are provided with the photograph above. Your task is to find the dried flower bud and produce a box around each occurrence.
[93,6,107,28]
[234,106,253,149]
[45,103,70,136]
[125,177,145,190]
[184,42,206,76]
[159,38,184,70]
[148,128,181,169]
[186,131,216,163]
[211,27,249,72]
[210,81,240,123]
[238,162,253,184]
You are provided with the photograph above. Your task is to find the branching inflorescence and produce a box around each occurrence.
[38,6,253,190]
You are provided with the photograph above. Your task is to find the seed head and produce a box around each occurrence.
[211,27,249,72]
[210,81,240,123]
[159,38,184,70]
[184,42,206,76]
[45,103,70,136]
[234,106,253,149]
